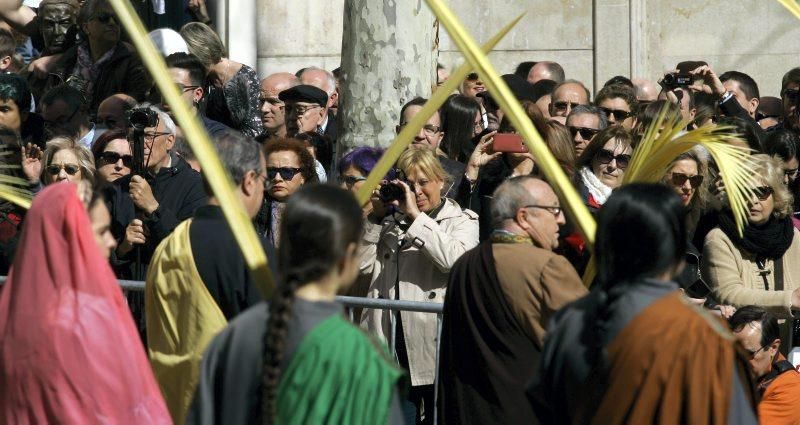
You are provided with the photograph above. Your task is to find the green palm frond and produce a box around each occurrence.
[623,104,758,237]
[0,146,33,210]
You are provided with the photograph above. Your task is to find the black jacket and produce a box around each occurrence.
[109,154,207,278]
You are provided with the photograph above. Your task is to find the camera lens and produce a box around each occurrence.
[379,184,405,203]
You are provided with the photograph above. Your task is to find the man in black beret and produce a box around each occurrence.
[278,84,328,137]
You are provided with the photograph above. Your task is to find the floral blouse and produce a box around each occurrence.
[204,64,263,138]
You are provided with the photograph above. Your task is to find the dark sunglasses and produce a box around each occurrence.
[785,89,800,102]
[671,172,704,188]
[466,72,481,80]
[753,186,774,201]
[92,12,117,24]
[600,107,632,121]
[45,163,80,176]
[568,126,600,140]
[553,101,580,111]
[338,175,366,187]
[267,167,302,181]
[100,151,133,167]
[594,149,631,169]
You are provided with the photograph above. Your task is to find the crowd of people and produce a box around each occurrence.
[0,0,800,424]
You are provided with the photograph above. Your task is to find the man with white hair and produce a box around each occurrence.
[108,103,207,279]
[299,66,338,149]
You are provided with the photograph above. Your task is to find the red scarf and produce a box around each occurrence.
[0,184,170,424]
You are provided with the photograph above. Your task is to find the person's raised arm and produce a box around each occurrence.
[0,0,38,36]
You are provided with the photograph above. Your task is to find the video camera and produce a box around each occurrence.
[660,72,693,89]
[126,108,159,177]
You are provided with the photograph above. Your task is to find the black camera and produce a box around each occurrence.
[661,72,693,88]
[379,169,408,202]
[127,108,159,130]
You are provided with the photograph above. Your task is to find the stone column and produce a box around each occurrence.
[337,0,438,151]
[593,0,631,90]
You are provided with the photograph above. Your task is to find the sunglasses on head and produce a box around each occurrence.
[100,151,133,167]
[753,186,774,201]
[600,107,632,121]
[553,101,580,111]
[594,149,631,169]
[568,126,599,140]
[267,167,302,181]
[45,163,80,176]
[671,172,704,188]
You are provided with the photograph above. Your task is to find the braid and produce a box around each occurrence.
[261,278,300,424]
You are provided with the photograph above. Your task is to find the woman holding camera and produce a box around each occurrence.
[360,148,479,425]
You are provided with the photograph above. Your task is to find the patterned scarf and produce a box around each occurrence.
[579,166,612,206]
[70,42,117,104]
[490,229,533,245]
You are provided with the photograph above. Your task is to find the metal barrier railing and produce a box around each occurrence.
[0,276,445,423]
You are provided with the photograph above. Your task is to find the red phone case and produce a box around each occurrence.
[493,133,527,153]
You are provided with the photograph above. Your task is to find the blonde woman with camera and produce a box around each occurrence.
[359,147,478,424]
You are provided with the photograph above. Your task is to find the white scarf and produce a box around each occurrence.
[579,166,612,206]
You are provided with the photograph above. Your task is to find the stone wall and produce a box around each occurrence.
[251,0,800,97]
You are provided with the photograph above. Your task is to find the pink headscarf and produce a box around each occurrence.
[0,184,170,424]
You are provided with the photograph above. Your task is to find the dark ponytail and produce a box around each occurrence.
[260,184,363,423]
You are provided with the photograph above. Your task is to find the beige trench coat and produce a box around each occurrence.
[359,198,479,386]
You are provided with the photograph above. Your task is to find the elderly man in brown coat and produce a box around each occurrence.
[437,175,587,425]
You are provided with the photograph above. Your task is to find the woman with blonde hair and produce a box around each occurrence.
[703,154,800,343]
[179,22,262,138]
[35,137,95,185]
[361,147,479,423]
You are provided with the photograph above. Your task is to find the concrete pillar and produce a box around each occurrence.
[215,0,257,70]
[337,0,437,150]
[593,0,631,92]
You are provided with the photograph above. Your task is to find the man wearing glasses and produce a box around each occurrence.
[109,104,207,279]
[548,79,590,121]
[278,84,327,138]
[438,176,586,424]
[164,52,230,138]
[565,104,607,157]
[776,67,800,133]
[729,306,800,424]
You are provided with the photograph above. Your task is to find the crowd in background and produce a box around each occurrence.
[0,0,799,424]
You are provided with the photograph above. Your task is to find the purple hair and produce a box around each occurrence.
[338,146,385,175]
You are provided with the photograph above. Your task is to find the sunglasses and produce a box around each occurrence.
[600,107,632,121]
[338,174,367,187]
[553,101,580,111]
[100,151,133,167]
[46,163,80,176]
[785,89,800,102]
[594,149,631,169]
[753,186,774,201]
[568,126,600,140]
[670,172,704,188]
[92,12,117,24]
[267,167,302,181]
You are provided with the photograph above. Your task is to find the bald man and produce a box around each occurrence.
[527,61,565,85]
[259,72,297,138]
[632,78,659,102]
[97,93,136,130]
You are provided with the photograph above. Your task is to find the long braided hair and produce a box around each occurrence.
[261,184,363,423]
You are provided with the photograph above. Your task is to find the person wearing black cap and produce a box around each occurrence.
[278,84,328,138]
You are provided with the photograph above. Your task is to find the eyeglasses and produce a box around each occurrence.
[784,89,800,102]
[523,204,562,217]
[285,104,321,115]
[670,172,704,188]
[753,186,774,201]
[466,73,481,81]
[473,120,484,134]
[100,151,133,167]
[144,131,170,145]
[267,167,302,181]
[45,163,80,176]
[785,168,799,180]
[594,149,631,169]
[553,101,580,112]
[399,122,441,135]
[568,126,600,140]
[91,12,117,24]
[747,344,770,359]
[600,107,632,121]
[338,174,367,187]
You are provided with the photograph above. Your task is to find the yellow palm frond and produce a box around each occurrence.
[623,104,758,237]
